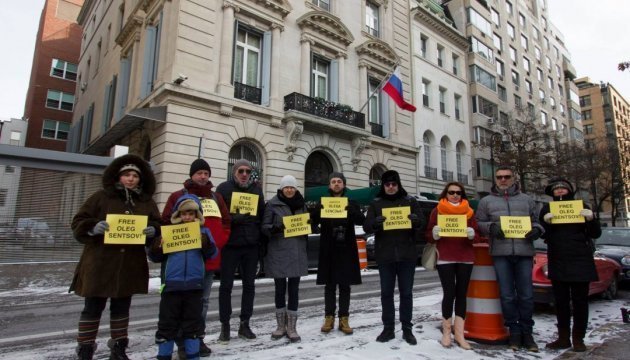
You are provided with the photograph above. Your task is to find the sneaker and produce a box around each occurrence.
[238,320,257,340]
[402,329,417,345]
[522,334,539,352]
[376,326,395,343]
[218,323,230,343]
[199,339,212,357]
[509,333,522,351]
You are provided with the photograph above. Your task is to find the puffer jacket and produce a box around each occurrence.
[216,179,265,248]
[70,154,162,298]
[475,183,544,256]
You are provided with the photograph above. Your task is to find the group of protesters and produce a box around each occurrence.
[69,154,601,359]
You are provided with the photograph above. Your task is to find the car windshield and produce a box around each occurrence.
[597,229,630,247]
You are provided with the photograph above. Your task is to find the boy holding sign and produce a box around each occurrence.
[149,194,217,360]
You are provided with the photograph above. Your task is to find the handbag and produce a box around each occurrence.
[421,243,439,270]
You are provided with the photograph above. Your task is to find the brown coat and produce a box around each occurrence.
[70,154,162,298]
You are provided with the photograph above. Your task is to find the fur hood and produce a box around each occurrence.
[102,154,156,196]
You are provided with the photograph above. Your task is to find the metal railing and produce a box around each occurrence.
[457,173,469,184]
[370,122,383,137]
[234,82,262,105]
[425,166,438,179]
[442,170,454,181]
[284,92,365,129]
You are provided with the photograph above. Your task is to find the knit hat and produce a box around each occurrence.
[279,175,298,190]
[328,172,346,185]
[118,164,141,176]
[171,198,204,224]
[232,159,252,174]
[544,177,574,197]
[189,158,211,178]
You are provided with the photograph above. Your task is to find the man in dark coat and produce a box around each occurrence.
[311,172,365,335]
[363,170,424,345]
[539,177,601,352]
[215,159,266,343]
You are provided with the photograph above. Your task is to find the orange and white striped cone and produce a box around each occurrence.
[356,239,368,271]
[464,243,509,344]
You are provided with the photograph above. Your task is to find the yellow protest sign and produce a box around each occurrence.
[283,213,312,238]
[230,192,259,216]
[161,222,202,254]
[500,216,532,239]
[321,197,348,218]
[104,214,147,245]
[437,215,467,237]
[201,199,221,218]
[549,200,585,224]
[382,207,412,230]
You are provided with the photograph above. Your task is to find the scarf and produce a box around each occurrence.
[115,182,142,208]
[184,179,214,198]
[437,198,474,219]
[277,190,305,213]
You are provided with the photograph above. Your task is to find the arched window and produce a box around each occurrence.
[440,138,448,172]
[305,151,333,188]
[369,165,385,187]
[423,134,431,167]
[227,141,263,185]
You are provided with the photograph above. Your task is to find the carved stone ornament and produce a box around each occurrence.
[284,120,303,161]
[351,136,369,171]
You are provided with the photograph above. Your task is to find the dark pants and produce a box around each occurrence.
[551,280,590,335]
[81,296,132,318]
[378,261,416,329]
[219,245,258,323]
[274,277,300,311]
[493,255,535,335]
[437,263,473,319]
[324,284,351,317]
[157,290,204,340]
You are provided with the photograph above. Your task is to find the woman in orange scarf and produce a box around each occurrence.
[425,182,480,349]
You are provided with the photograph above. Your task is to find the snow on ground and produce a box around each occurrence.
[1,269,629,359]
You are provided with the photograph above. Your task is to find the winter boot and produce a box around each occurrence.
[175,338,186,359]
[546,327,571,349]
[572,329,587,352]
[156,338,174,360]
[376,326,395,342]
[338,316,353,335]
[238,320,256,339]
[522,333,539,352]
[286,310,301,343]
[76,342,96,360]
[107,338,130,360]
[184,338,200,360]
[454,316,471,350]
[218,322,230,343]
[402,328,417,345]
[508,332,522,351]
[198,338,212,357]
[272,308,287,339]
[440,318,452,347]
[320,315,334,333]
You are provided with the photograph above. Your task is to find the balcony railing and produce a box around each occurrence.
[234,82,262,105]
[284,92,365,129]
[370,122,383,137]
[457,173,469,184]
[442,170,454,181]
[425,166,438,179]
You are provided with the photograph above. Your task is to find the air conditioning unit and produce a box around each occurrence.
[488,117,495,125]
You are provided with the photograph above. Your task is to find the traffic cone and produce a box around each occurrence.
[356,239,368,270]
[464,243,509,344]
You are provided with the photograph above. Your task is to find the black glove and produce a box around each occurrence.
[231,213,249,225]
[271,223,285,234]
[408,213,421,226]
[525,227,543,242]
[489,223,505,240]
[373,215,386,230]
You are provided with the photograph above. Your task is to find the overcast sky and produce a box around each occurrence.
[1,0,629,120]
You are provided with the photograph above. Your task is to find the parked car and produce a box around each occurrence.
[365,197,438,266]
[16,217,54,246]
[594,227,630,282]
[532,239,622,304]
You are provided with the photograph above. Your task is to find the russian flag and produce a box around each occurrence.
[382,67,417,112]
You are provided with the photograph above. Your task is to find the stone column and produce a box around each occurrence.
[358,62,368,130]
[216,1,239,96]
[270,23,283,109]
[300,35,313,95]
[337,53,346,104]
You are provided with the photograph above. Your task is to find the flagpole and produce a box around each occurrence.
[357,62,400,114]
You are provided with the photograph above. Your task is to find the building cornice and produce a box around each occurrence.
[296,11,354,48]
[411,5,468,50]
[355,39,399,74]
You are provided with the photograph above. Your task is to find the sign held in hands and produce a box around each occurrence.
[283,213,312,238]
[230,192,259,216]
[437,215,467,237]
[161,222,202,254]
[321,197,348,218]
[549,200,585,224]
[500,216,532,239]
[382,207,412,230]
[104,214,147,245]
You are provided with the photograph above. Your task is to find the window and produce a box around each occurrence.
[511,70,520,86]
[580,95,591,107]
[140,11,162,98]
[584,124,593,134]
[506,1,513,15]
[439,87,446,114]
[368,78,381,124]
[542,17,548,30]
[496,59,505,77]
[456,146,463,176]
[547,76,554,89]
[42,119,70,140]
[5,165,15,173]
[532,26,540,41]
[560,103,565,115]
[541,111,548,125]
[570,89,579,104]
[493,33,502,50]
[473,126,495,146]
[525,79,532,94]
[554,46,560,59]
[227,142,263,181]
[561,123,568,136]
[423,134,432,167]
[366,1,379,37]
[550,97,556,108]
[507,23,515,39]
[46,90,74,111]
[556,64,562,78]
[537,68,543,81]
[514,94,522,108]
[535,46,541,61]
[520,34,528,50]
[518,13,526,27]
[539,89,545,101]
[473,95,498,119]
[311,56,329,99]
[9,131,21,145]
[509,46,517,62]
[476,159,493,178]
[470,65,497,91]
[312,0,330,11]
[437,45,444,67]
[467,7,492,36]
[422,80,430,107]
[582,110,592,120]
[498,85,507,102]
[440,139,448,173]
[420,35,428,58]
[545,56,552,70]
[552,118,558,131]
[452,54,460,75]
[544,36,550,50]
[491,8,500,26]
[234,25,262,87]
[454,94,461,120]
[470,37,494,63]
[50,59,77,81]
[523,56,530,72]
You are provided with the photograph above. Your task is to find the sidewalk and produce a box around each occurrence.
[554,321,630,360]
